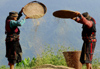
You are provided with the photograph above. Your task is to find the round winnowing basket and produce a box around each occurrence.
[53,10,78,19]
[23,1,47,19]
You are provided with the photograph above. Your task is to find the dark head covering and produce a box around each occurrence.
[9,11,18,17]
[82,12,91,20]
[6,11,18,21]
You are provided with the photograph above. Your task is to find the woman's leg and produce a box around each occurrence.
[10,64,14,69]
[86,63,92,69]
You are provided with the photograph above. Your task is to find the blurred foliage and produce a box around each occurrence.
[0,45,100,69]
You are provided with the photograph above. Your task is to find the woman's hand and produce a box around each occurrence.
[20,7,24,13]
[25,16,30,19]
[71,17,77,20]
[75,11,81,16]
[71,11,81,20]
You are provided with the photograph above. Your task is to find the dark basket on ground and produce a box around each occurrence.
[63,51,82,69]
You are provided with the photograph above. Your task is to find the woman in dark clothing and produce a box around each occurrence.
[5,8,29,69]
[72,12,96,69]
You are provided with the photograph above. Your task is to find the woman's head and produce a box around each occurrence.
[8,11,18,20]
[82,12,91,20]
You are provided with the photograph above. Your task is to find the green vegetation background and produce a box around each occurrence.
[0,45,100,69]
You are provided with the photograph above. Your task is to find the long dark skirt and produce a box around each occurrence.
[80,41,96,64]
[5,40,22,64]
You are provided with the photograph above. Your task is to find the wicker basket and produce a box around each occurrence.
[23,1,47,19]
[63,51,82,69]
[53,10,78,19]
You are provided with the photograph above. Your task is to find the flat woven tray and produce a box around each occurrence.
[23,1,47,19]
[53,10,78,19]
